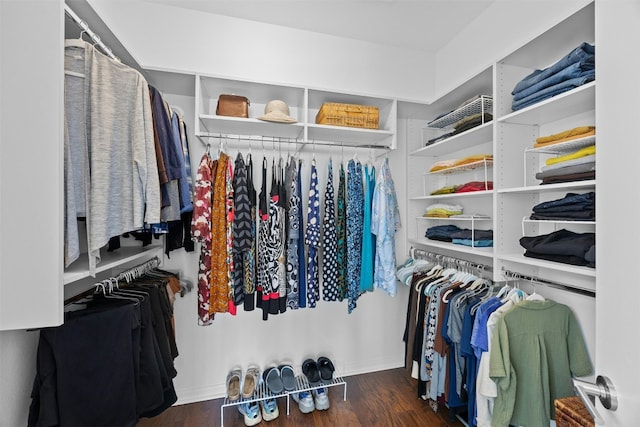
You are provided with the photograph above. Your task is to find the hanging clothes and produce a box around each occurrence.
[266,161,284,315]
[359,163,376,293]
[277,159,288,313]
[64,40,161,273]
[225,157,235,315]
[232,153,250,308]
[335,162,348,301]
[305,158,321,308]
[322,159,339,301]
[243,154,257,311]
[297,159,307,308]
[346,159,364,313]
[191,153,213,325]
[371,157,401,296]
[257,157,270,319]
[286,156,300,309]
[210,152,231,315]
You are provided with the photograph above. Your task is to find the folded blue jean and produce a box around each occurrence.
[452,238,493,247]
[512,72,595,111]
[512,59,594,102]
[450,229,493,240]
[512,42,595,94]
[532,192,595,213]
[519,229,595,258]
[425,224,462,241]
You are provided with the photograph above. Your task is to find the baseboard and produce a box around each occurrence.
[174,356,404,406]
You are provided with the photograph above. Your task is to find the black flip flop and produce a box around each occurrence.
[317,356,335,381]
[302,358,321,386]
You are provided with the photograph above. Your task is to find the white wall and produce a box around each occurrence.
[433,0,591,101]
[88,0,434,103]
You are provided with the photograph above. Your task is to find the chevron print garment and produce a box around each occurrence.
[232,153,251,308]
[191,153,213,325]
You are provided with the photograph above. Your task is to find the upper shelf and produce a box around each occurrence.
[411,122,493,157]
[195,73,397,148]
[426,95,493,129]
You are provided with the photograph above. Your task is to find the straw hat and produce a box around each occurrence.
[258,100,297,123]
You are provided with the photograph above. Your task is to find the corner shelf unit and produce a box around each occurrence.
[220,375,347,427]
[407,2,596,292]
[195,73,397,149]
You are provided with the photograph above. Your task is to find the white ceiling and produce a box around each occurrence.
[146,0,495,52]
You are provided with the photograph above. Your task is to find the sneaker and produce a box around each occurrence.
[238,401,262,426]
[291,390,315,414]
[313,387,330,411]
[260,398,279,422]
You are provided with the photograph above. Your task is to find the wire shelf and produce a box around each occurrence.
[426,95,493,129]
[427,159,493,175]
[526,134,595,155]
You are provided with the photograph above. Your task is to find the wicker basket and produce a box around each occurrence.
[555,396,595,427]
[316,102,379,129]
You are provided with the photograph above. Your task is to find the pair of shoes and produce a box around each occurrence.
[242,366,260,398]
[263,364,296,394]
[226,368,242,401]
[291,388,331,413]
[260,398,279,422]
[302,356,335,385]
[238,401,262,426]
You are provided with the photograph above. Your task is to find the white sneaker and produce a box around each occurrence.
[313,387,330,411]
[260,397,279,422]
[237,401,262,426]
[292,390,315,414]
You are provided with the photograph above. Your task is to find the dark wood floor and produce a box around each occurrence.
[136,368,467,427]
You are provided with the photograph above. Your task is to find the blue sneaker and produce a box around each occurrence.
[238,401,262,426]
[260,398,279,421]
[292,390,315,414]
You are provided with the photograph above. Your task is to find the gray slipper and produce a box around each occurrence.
[279,364,296,391]
[263,367,284,394]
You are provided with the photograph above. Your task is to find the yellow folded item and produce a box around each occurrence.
[534,129,595,148]
[429,159,458,172]
[545,145,596,166]
[536,126,595,144]
[452,154,493,167]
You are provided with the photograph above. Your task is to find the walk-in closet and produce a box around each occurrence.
[1,1,639,426]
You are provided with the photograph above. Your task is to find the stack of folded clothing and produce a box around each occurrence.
[430,185,461,195]
[530,192,595,221]
[424,203,463,218]
[425,95,493,146]
[428,154,493,173]
[425,225,494,247]
[453,112,493,135]
[537,145,595,184]
[455,181,493,192]
[520,229,595,267]
[511,42,595,111]
[534,126,595,148]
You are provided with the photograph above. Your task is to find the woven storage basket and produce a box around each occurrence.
[316,102,379,129]
[555,396,595,427]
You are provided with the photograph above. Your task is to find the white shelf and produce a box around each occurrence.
[417,216,492,221]
[426,95,493,129]
[306,123,393,146]
[408,237,494,258]
[409,190,494,201]
[411,122,493,157]
[498,253,596,277]
[63,245,163,285]
[497,82,595,126]
[198,115,305,139]
[527,134,595,154]
[427,159,493,175]
[497,180,595,194]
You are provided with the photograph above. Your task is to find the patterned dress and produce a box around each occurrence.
[305,159,321,308]
[346,159,364,313]
[210,152,231,314]
[232,153,251,308]
[286,157,300,309]
[257,157,270,319]
[243,154,257,311]
[266,162,284,315]
[297,159,307,308]
[335,162,347,301]
[191,153,213,325]
[322,159,339,301]
[225,158,235,314]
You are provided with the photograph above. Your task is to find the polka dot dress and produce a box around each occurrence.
[322,159,339,301]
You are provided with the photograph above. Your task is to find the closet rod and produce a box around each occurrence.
[410,247,493,274]
[64,4,118,61]
[501,268,595,298]
[196,132,391,151]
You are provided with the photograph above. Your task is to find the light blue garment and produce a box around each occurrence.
[513,60,594,102]
[170,111,192,213]
[512,72,594,111]
[359,165,375,293]
[451,238,494,247]
[511,42,595,94]
[371,158,401,296]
